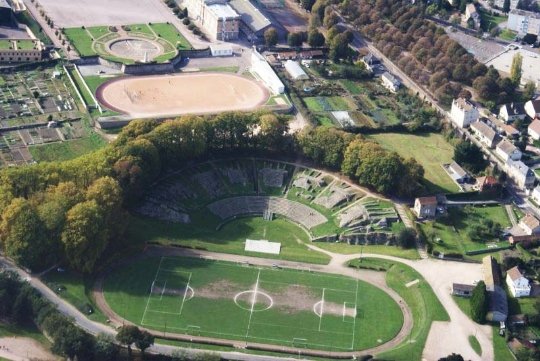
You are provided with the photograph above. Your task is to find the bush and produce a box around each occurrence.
[397,228,417,249]
[188,24,195,30]
[183,18,190,25]
[470,281,488,323]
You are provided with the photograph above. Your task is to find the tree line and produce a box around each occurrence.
[0,112,424,274]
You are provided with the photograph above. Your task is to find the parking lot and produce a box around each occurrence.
[446,30,505,63]
[487,47,540,85]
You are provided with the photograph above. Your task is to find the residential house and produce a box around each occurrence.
[447,161,470,183]
[507,9,540,36]
[452,283,475,297]
[496,139,522,162]
[502,124,520,139]
[483,256,508,322]
[476,175,501,194]
[471,121,497,148]
[413,196,437,218]
[465,3,481,29]
[528,119,540,141]
[450,98,479,128]
[525,99,540,119]
[506,159,535,189]
[362,53,380,72]
[506,266,531,298]
[531,185,540,204]
[499,103,526,123]
[519,214,540,235]
[381,72,400,92]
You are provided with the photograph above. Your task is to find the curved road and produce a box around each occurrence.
[1,242,492,360]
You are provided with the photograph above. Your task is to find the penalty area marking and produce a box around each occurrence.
[178,272,193,316]
[318,288,325,331]
[141,256,165,325]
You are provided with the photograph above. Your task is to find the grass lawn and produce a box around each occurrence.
[363,259,449,361]
[469,335,482,356]
[198,66,240,73]
[149,23,191,49]
[499,29,517,41]
[316,242,420,260]
[83,75,115,95]
[29,132,107,162]
[493,326,514,361]
[104,256,403,351]
[42,270,108,323]
[127,24,154,37]
[64,28,96,57]
[420,205,511,257]
[479,9,507,31]
[304,96,353,112]
[128,215,331,265]
[368,132,459,194]
[86,26,110,40]
[0,322,48,345]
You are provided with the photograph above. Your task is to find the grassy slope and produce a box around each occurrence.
[149,23,191,49]
[67,67,95,107]
[64,28,95,57]
[369,260,449,361]
[128,215,331,265]
[315,242,420,260]
[104,256,403,351]
[42,270,108,323]
[368,133,459,194]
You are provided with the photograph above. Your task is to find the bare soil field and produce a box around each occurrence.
[97,73,269,118]
[0,337,59,361]
[36,0,171,27]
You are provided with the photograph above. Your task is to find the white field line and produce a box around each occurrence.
[245,269,261,337]
[342,302,346,322]
[141,256,165,325]
[351,279,359,350]
[178,272,192,316]
[318,288,325,331]
[160,280,167,300]
[260,280,355,294]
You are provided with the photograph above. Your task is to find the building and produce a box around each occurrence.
[471,121,497,148]
[499,103,526,123]
[381,72,400,92]
[506,159,535,189]
[483,256,508,322]
[0,39,44,63]
[519,214,540,235]
[531,185,540,204]
[452,283,475,297]
[448,161,470,184]
[413,196,437,218]
[250,48,284,94]
[496,139,522,162]
[465,3,481,29]
[229,0,272,41]
[450,98,479,128]
[0,0,14,26]
[284,60,308,81]
[362,53,380,72]
[185,0,240,40]
[525,99,540,120]
[528,119,540,141]
[506,266,531,298]
[210,44,233,56]
[507,9,540,36]
[494,0,519,10]
[476,176,500,194]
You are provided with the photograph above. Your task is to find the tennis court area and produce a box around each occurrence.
[104,256,403,351]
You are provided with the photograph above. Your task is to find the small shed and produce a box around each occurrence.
[284,60,308,81]
[452,283,475,297]
[210,44,233,57]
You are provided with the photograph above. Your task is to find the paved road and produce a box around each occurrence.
[505,204,518,226]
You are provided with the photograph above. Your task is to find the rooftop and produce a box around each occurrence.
[417,196,437,205]
[453,97,475,112]
[508,159,534,177]
[529,119,540,134]
[483,255,501,288]
[471,121,497,142]
[527,99,540,113]
[207,3,240,19]
[382,71,400,85]
[510,8,540,19]
[449,161,468,178]
[496,139,518,155]
[501,102,525,116]
[229,0,271,33]
[520,213,540,230]
[507,266,525,282]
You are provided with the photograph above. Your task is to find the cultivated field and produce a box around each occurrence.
[104,256,403,351]
[97,73,269,118]
[37,0,171,27]
[368,133,459,194]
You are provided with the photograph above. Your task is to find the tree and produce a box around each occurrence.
[300,0,315,11]
[470,281,488,323]
[397,228,417,249]
[116,325,141,360]
[329,32,351,62]
[523,81,536,101]
[135,330,154,358]
[503,0,511,12]
[61,200,107,273]
[459,0,467,12]
[94,334,118,361]
[454,141,487,173]
[287,32,303,47]
[307,29,325,47]
[510,52,523,85]
[0,198,52,270]
[264,28,278,47]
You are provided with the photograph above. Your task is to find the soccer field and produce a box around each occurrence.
[104,257,403,351]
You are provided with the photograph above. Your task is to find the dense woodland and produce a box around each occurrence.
[0,112,424,274]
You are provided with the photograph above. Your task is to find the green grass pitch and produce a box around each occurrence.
[104,257,403,351]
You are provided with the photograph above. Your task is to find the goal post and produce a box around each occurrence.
[292,338,308,349]
[186,325,201,336]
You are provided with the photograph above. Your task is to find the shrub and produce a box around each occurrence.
[188,24,195,30]
[183,18,190,25]
[470,281,488,323]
